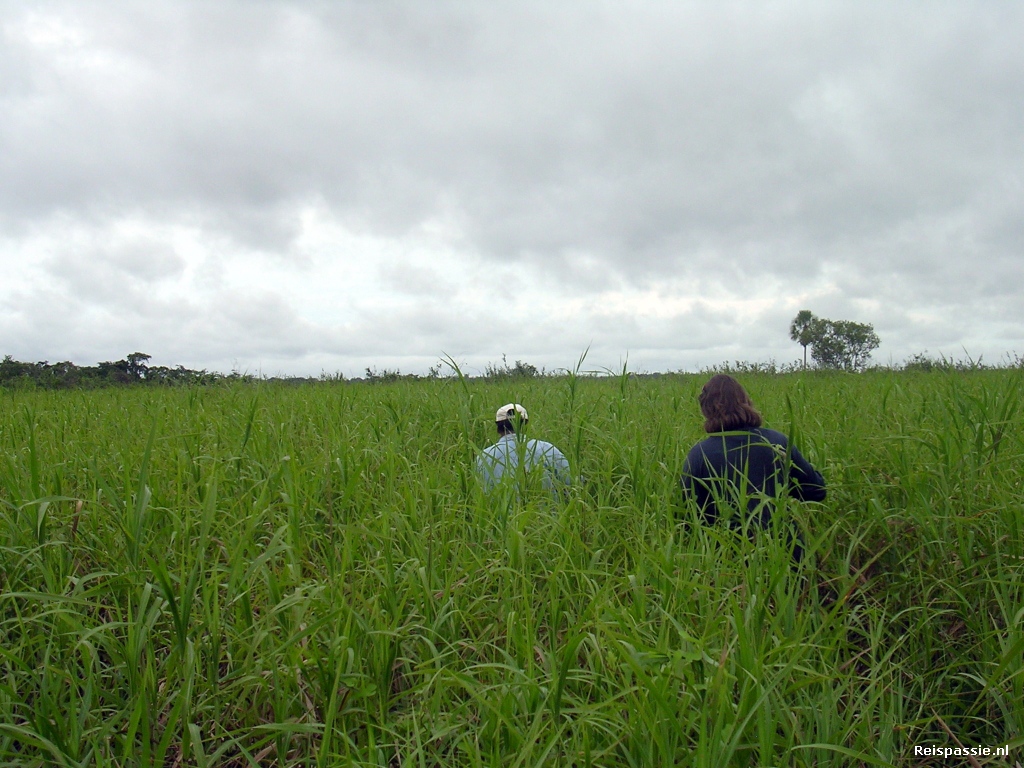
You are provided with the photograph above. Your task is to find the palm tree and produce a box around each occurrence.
[789,310,816,369]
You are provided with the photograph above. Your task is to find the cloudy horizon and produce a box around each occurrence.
[2,3,1023,378]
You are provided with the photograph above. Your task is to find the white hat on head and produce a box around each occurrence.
[495,403,528,423]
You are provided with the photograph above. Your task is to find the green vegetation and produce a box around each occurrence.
[0,353,222,389]
[789,311,881,372]
[1,369,1022,766]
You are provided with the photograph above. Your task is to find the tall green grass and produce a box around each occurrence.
[1,370,1021,766]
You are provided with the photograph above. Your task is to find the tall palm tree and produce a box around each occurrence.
[789,310,816,369]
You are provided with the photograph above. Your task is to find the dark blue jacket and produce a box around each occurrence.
[681,427,826,527]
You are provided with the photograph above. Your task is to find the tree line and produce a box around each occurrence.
[5,333,1017,391]
[0,353,223,389]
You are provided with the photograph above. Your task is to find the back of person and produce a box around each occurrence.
[476,403,570,495]
[682,426,824,527]
[477,434,569,492]
[680,375,826,561]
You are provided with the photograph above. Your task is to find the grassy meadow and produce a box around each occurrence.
[1,368,1022,766]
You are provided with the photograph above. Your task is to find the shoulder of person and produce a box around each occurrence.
[686,435,715,454]
[755,427,789,445]
[683,437,716,470]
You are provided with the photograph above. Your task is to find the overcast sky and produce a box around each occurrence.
[2,3,1022,377]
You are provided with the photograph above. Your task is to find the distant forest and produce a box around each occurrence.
[0,353,543,389]
[0,353,224,389]
[1,350,1019,390]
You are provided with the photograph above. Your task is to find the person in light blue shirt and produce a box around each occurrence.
[476,403,570,494]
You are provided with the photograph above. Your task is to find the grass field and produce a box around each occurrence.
[1,369,1022,766]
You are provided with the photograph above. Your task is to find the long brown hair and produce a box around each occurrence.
[698,374,763,432]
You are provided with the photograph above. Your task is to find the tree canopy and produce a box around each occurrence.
[789,311,880,372]
[789,310,816,368]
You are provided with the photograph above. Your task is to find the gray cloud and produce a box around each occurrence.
[2,2,1023,374]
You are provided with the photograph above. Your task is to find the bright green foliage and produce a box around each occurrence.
[1,371,1022,766]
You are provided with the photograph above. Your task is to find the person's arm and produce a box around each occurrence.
[787,446,826,502]
[681,445,722,524]
[680,451,698,499]
[476,449,500,491]
[545,445,571,486]
[475,453,487,483]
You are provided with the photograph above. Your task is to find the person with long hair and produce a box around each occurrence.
[681,374,825,559]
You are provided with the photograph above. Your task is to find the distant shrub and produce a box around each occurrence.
[483,354,544,380]
[901,351,990,372]
[699,358,803,376]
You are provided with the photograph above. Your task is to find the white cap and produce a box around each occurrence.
[495,403,528,423]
